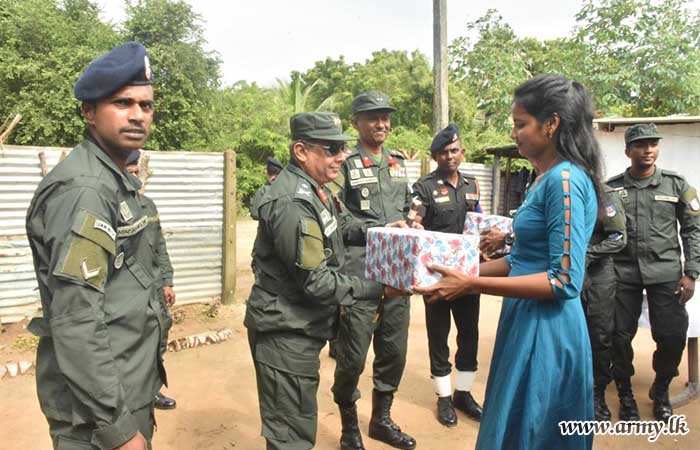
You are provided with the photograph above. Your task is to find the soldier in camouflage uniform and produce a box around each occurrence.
[331,92,416,450]
[26,42,168,450]
[581,189,626,421]
[608,123,700,422]
[244,111,405,450]
[125,150,177,411]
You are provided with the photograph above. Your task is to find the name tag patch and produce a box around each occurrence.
[350,176,379,187]
[117,216,148,237]
[435,196,450,204]
[655,195,678,203]
[93,219,116,241]
[320,209,332,225]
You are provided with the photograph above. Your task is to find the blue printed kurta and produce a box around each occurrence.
[476,161,596,450]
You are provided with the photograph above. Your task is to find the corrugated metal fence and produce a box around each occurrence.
[0,149,493,324]
[0,146,224,324]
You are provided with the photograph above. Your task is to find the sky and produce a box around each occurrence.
[96,0,700,87]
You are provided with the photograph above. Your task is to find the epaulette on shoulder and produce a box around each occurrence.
[459,171,477,181]
[388,149,406,159]
[605,185,625,193]
[607,173,624,184]
[292,178,315,203]
[661,169,684,179]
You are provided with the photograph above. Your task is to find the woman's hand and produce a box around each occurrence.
[413,265,477,303]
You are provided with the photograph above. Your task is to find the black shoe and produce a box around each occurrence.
[436,396,457,427]
[593,384,611,421]
[649,377,673,423]
[615,379,639,421]
[154,392,177,410]
[339,403,365,450]
[453,390,482,422]
[368,390,417,450]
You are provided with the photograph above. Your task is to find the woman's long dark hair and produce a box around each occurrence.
[513,73,606,214]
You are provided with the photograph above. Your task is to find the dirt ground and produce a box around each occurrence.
[2,219,699,450]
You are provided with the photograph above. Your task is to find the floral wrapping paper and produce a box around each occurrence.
[463,212,513,255]
[364,227,480,291]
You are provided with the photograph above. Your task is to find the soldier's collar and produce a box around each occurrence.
[83,137,138,192]
[624,165,661,187]
[355,143,387,167]
[287,162,321,190]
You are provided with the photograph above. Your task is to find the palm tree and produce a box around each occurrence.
[275,78,338,113]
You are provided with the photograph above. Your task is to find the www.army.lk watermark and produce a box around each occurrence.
[559,415,690,442]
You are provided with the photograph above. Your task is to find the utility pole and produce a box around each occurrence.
[433,0,448,133]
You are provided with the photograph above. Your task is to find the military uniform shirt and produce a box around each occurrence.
[586,189,627,266]
[607,167,700,284]
[332,145,412,248]
[26,138,169,449]
[412,170,482,234]
[244,163,384,342]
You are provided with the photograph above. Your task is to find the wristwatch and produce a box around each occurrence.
[685,270,698,280]
[504,232,515,246]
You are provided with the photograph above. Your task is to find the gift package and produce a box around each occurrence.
[364,227,479,290]
[463,212,513,256]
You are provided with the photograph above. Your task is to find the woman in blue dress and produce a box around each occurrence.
[416,74,606,450]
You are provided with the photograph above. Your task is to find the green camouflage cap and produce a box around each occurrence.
[625,123,662,145]
[290,112,355,142]
[351,91,397,115]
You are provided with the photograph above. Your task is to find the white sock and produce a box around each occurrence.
[455,371,476,392]
[432,374,452,397]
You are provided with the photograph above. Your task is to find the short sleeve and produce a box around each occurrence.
[545,166,590,300]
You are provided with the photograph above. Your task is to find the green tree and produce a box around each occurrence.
[0,0,118,146]
[123,0,222,150]
[575,0,700,116]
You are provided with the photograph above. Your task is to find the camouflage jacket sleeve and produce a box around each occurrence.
[587,193,627,262]
[40,186,139,448]
[262,198,384,304]
[678,180,700,275]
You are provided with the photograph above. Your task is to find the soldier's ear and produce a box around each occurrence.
[81,102,96,125]
[292,141,307,163]
[624,146,631,158]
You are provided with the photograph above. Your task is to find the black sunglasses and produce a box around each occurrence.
[301,140,349,156]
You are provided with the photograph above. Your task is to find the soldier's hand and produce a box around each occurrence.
[163,286,176,307]
[385,220,408,229]
[675,276,695,304]
[383,285,411,298]
[479,227,506,255]
[115,431,147,450]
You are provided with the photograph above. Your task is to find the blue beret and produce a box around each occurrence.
[430,124,460,153]
[126,149,141,166]
[75,42,153,102]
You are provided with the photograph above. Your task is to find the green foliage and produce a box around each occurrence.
[123,0,221,150]
[0,0,118,146]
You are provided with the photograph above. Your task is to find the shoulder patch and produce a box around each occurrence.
[297,218,325,269]
[683,186,700,216]
[71,210,116,255]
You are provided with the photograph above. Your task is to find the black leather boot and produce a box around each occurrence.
[453,390,482,421]
[436,396,457,427]
[593,384,611,421]
[339,403,365,450]
[649,377,673,423]
[154,392,177,410]
[615,378,639,421]
[368,390,416,450]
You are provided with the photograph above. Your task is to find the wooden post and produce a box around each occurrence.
[421,155,431,177]
[432,0,448,133]
[222,150,237,305]
[491,155,501,214]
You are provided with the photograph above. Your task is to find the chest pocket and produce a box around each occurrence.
[650,190,679,232]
